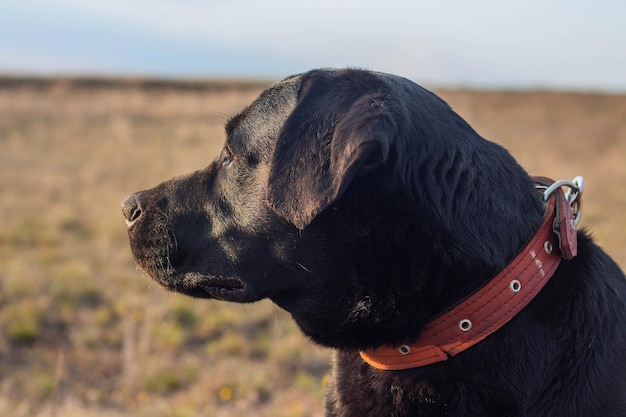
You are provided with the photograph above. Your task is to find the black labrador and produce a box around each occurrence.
[122,69,626,416]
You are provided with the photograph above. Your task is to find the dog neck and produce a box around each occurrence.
[359,177,580,370]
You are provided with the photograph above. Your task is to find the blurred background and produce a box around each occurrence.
[2,0,626,90]
[1,1,625,416]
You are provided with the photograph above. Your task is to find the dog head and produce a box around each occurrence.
[122,69,544,349]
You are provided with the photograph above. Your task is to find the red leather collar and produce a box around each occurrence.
[359,177,579,370]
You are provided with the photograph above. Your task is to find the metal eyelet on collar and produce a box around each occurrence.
[544,240,553,254]
[459,319,472,332]
[509,279,522,293]
[398,345,411,355]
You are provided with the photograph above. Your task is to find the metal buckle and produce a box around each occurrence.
[541,176,585,227]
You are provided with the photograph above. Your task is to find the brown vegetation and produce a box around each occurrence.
[0,78,624,417]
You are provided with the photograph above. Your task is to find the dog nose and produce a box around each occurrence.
[121,193,142,227]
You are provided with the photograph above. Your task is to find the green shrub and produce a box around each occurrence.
[4,301,42,344]
[171,303,197,328]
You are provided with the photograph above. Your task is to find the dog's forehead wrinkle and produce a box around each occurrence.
[225,111,245,137]
[226,90,297,161]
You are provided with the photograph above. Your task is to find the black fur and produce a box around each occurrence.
[122,68,626,416]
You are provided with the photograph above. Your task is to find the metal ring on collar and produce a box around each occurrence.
[542,176,585,227]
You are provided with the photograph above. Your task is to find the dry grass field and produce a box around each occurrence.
[0,77,625,417]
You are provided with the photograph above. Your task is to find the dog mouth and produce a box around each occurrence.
[156,273,255,303]
[198,277,252,302]
[127,236,254,302]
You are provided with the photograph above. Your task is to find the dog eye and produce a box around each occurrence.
[219,147,234,167]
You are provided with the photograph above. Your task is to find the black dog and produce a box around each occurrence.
[122,69,626,416]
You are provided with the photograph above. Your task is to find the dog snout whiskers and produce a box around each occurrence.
[121,194,143,228]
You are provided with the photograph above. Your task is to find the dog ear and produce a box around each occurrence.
[267,70,396,229]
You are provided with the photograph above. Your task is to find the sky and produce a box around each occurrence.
[0,0,625,91]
